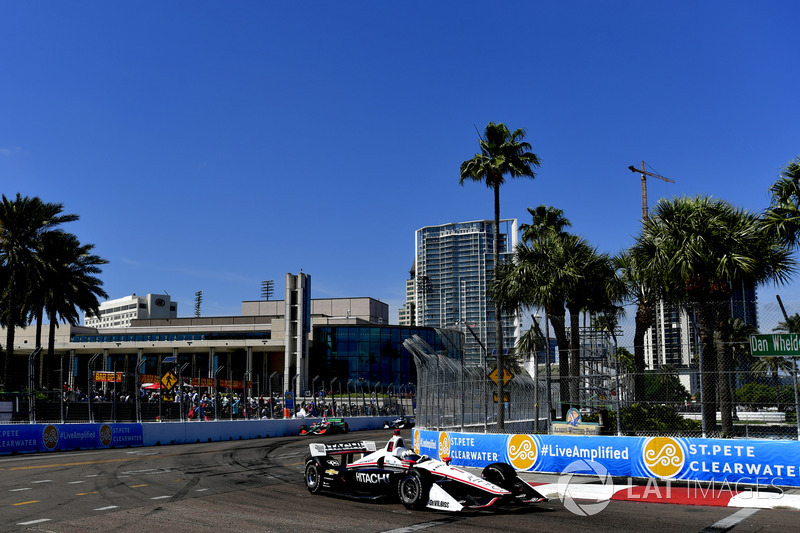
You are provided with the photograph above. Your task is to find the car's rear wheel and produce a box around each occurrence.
[481,462,518,490]
[343,422,350,433]
[398,472,427,510]
[305,461,323,494]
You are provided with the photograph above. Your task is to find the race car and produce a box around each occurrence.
[383,416,415,429]
[303,430,546,512]
[299,417,350,436]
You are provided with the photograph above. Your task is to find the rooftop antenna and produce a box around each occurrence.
[261,280,274,301]
[195,290,203,317]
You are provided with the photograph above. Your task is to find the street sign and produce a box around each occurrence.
[163,356,177,364]
[750,334,800,357]
[489,367,514,385]
[492,392,510,403]
[161,371,178,391]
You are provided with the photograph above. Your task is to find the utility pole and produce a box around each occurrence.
[629,161,675,220]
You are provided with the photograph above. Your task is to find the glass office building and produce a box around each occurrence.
[310,325,463,389]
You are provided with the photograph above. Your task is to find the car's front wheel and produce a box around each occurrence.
[397,472,427,510]
[305,461,323,494]
[481,462,517,490]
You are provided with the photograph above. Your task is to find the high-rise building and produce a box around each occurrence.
[644,282,758,370]
[398,261,416,326]
[414,219,520,366]
[84,293,177,328]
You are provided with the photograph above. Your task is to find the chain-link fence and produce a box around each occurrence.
[406,299,800,440]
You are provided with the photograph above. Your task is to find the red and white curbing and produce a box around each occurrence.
[531,481,800,510]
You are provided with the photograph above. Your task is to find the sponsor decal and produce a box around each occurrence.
[325,469,338,475]
[642,437,685,479]
[428,499,450,509]
[507,434,537,470]
[326,459,340,466]
[42,425,59,451]
[99,424,113,447]
[438,432,450,460]
[356,472,391,484]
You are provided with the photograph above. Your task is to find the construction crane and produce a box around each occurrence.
[628,161,675,220]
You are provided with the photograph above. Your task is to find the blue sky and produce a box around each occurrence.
[2,2,799,330]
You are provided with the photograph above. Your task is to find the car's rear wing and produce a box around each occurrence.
[309,441,377,457]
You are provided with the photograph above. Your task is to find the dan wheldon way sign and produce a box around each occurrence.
[750,333,800,357]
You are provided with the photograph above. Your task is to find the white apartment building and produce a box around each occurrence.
[414,219,521,367]
[84,293,177,328]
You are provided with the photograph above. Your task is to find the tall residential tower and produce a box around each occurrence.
[413,219,520,366]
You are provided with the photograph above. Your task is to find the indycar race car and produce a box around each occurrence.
[383,416,415,429]
[299,417,350,436]
[303,431,546,512]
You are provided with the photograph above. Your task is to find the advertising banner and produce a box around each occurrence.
[412,429,800,488]
[0,423,143,455]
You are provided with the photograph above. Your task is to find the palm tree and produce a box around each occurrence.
[460,122,541,430]
[763,156,800,247]
[614,249,661,402]
[519,205,571,243]
[0,194,78,389]
[564,243,621,405]
[38,231,108,388]
[634,195,795,435]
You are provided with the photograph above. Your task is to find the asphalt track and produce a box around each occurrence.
[0,430,797,532]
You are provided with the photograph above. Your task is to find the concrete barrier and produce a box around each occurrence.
[0,417,388,455]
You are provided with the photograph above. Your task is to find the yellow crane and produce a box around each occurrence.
[628,161,675,220]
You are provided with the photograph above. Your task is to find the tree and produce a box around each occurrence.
[763,156,800,248]
[38,231,108,388]
[460,122,540,430]
[633,195,795,436]
[0,194,78,389]
[614,249,661,402]
[491,205,622,418]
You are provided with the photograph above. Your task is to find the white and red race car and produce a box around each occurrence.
[304,430,547,512]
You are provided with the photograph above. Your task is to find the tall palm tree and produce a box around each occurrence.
[564,243,621,404]
[492,209,598,418]
[634,195,795,435]
[0,194,78,389]
[38,231,108,388]
[460,122,541,430]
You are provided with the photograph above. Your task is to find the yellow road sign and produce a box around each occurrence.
[489,367,513,385]
[492,392,510,403]
[161,371,178,391]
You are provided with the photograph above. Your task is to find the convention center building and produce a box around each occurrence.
[5,273,463,397]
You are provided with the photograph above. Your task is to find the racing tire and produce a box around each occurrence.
[343,422,350,433]
[481,462,518,491]
[305,461,323,494]
[299,424,308,435]
[397,472,427,510]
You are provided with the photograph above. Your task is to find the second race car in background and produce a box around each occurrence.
[299,417,350,436]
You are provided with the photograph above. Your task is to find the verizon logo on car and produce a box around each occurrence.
[356,472,391,484]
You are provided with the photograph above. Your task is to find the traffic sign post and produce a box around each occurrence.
[750,334,800,440]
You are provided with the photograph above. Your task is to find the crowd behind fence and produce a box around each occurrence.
[0,377,414,425]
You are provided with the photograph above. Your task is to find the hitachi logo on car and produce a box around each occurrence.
[356,472,391,484]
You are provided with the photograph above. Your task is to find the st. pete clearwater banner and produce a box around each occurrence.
[413,429,800,488]
[0,423,143,454]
